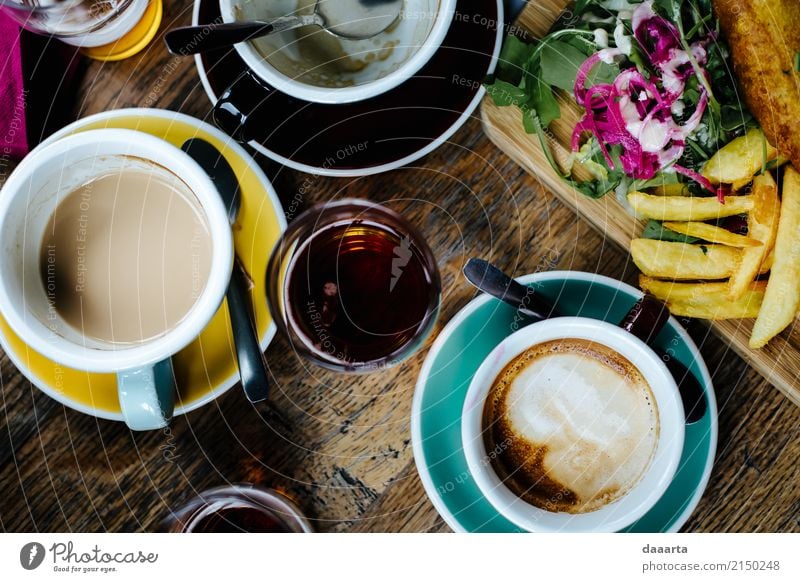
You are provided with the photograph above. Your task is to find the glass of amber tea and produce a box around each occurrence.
[266,199,441,373]
[163,484,313,533]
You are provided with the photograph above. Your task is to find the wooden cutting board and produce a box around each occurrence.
[481,0,800,406]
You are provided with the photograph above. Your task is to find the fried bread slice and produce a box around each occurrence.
[713,0,800,168]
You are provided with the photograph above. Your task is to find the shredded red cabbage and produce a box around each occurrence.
[571,0,715,196]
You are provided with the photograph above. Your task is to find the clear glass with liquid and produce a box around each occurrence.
[0,0,150,47]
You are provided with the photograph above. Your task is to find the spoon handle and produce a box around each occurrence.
[165,15,318,56]
[181,137,270,405]
[463,258,555,321]
[618,294,671,344]
[227,259,270,403]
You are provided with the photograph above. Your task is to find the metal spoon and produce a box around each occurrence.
[182,138,270,404]
[165,0,403,56]
[463,258,708,424]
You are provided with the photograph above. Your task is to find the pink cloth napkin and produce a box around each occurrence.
[0,12,81,161]
[0,12,28,160]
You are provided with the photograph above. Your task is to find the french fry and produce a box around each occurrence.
[731,178,753,192]
[728,172,780,299]
[628,191,754,221]
[630,239,741,280]
[640,277,732,302]
[749,166,800,348]
[664,296,764,319]
[662,221,762,247]
[702,128,778,185]
[673,292,764,319]
[649,183,691,196]
[639,276,766,319]
[763,250,774,272]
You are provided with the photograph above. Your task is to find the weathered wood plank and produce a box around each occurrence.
[0,0,797,534]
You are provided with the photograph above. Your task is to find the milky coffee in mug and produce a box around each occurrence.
[0,128,234,431]
[40,162,213,345]
[482,338,660,514]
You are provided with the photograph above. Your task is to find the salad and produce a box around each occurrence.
[486,0,800,349]
[485,0,755,202]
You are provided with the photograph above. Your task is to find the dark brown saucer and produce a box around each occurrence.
[194,0,503,175]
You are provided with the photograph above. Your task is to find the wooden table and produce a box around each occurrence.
[1,0,798,533]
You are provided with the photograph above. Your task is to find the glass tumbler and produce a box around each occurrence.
[162,484,313,533]
[267,199,441,373]
[0,0,155,49]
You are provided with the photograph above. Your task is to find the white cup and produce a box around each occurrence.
[218,0,457,104]
[0,129,233,430]
[461,317,685,533]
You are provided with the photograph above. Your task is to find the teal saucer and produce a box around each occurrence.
[412,271,718,532]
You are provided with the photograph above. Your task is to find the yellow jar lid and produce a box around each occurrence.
[82,0,163,62]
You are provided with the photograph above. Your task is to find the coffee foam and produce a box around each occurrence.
[483,339,659,514]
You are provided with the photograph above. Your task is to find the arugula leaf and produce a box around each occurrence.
[574,172,623,199]
[695,0,713,14]
[652,0,679,23]
[540,40,617,93]
[641,220,701,243]
[486,34,564,129]
[485,79,528,107]
[496,35,535,86]
[720,105,753,133]
[573,0,593,16]
[521,107,539,134]
[563,34,597,55]
[524,57,561,127]
[531,87,561,128]
[632,172,680,192]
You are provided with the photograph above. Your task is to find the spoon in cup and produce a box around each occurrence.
[165,0,403,56]
[182,138,270,404]
[462,258,708,424]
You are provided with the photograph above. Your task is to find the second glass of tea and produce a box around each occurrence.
[267,199,441,372]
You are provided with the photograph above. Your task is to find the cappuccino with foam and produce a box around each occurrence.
[482,338,659,514]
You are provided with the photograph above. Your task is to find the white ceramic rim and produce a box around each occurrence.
[218,0,457,105]
[411,270,719,533]
[0,128,234,372]
[461,317,684,533]
[0,108,287,420]
[193,0,504,177]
